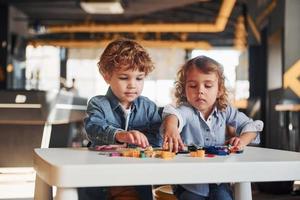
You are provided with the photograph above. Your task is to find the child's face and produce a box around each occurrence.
[185,67,220,117]
[104,67,145,109]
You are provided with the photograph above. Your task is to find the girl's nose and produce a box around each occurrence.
[198,86,204,95]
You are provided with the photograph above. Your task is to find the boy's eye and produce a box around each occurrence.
[136,77,144,81]
[118,77,128,80]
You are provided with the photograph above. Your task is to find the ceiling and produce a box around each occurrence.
[1,0,248,49]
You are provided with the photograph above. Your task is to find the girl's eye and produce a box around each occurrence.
[136,77,144,81]
[188,84,197,88]
[205,84,213,88]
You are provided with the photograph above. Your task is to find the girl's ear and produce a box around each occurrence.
[217,88,223,98]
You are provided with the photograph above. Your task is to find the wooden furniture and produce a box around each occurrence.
[275,104,300,112]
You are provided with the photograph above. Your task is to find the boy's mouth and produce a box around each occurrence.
[125,92,137,95]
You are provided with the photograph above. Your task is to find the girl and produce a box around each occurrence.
[161,55,263,200]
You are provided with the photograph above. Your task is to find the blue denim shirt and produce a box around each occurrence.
[84,87,162,147]
[162,103,264,196]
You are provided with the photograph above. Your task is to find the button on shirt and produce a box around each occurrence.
[162,103,263,196]
[84,87,163,147]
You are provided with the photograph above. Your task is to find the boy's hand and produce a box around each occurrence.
[115,130,149,148]
[162,115,185,152]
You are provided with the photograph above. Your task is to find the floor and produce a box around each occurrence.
[0,169,300,200]
[153,184,300,200]
[252,187,300,200]
[253,193,300,200]
[0,168,35,200]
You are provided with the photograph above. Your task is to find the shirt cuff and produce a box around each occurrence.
[240,120,264,144]
[108,126,124,144]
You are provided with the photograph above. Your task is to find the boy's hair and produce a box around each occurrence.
[98,38,154,76]
[174,55,228,111]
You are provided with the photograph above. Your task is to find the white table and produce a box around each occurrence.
[33,147,300,200]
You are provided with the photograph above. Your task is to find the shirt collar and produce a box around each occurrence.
[206,106,218,118]
[198,106,217,125]
[184,102,218,117]
[106,87,138,111]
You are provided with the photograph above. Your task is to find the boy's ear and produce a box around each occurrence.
[103,73,111,84]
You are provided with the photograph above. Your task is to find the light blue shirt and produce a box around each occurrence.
[162,103,263,196]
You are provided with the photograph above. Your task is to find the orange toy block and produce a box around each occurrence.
[190,150,205,158]
[161,151,175,160]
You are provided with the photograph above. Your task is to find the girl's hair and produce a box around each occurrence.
[98,38,154,76]
[174,55,228,111]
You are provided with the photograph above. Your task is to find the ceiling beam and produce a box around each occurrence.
[45,0,236,33]
[29,39,212,49]
[256,0,277,26]
[234,15,247,51]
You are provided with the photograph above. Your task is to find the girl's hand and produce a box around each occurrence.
[163,130,184,153]
[115,130,149,148]
[162,115,185,152]
[226,136,245,149]
[226,132,257,149]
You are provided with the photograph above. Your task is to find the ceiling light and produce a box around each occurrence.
[80,0,124,14]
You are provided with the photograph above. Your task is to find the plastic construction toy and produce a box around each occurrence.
[227,145,244,154]
[186,144,244,156]
[91,145,176,160]
[88,144,126,151]
[203,146,230,156]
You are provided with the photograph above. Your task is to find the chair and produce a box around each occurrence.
[153,185,177,200]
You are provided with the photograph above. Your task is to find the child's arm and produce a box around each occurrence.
[115,130,149,148]
[225,106,264,149]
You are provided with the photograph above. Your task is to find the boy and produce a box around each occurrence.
[83,38,162,200]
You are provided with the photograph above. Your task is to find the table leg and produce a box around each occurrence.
[34,175,53,200]
[55,187,78,200]
[234,182,252,200]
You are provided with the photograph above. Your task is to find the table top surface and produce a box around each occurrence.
[33,147,300,188]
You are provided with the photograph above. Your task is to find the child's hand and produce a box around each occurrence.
[162,115,185,152]
[226,136,245,149]
[226,132,257,150]
[115,130,149,148]
[163,126,185,153]
[163,131,184,153]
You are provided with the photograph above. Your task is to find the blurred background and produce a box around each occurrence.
[0,0,299,199]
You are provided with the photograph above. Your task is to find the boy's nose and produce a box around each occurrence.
[127,80,136,88]
[128,84,135,89]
